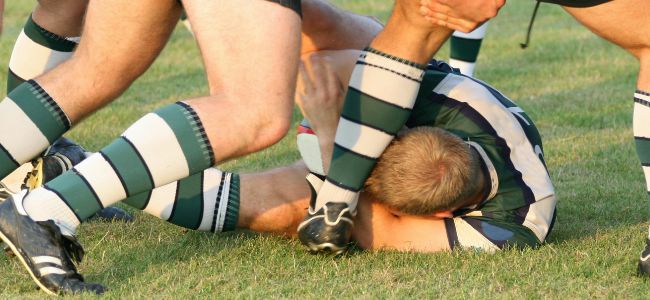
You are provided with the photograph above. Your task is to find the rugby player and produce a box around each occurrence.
[0,46,556,294]
[0,0,381,221]
[0,0,394,271]
[418,0,650,275]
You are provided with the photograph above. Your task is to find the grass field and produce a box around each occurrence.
[1,1,649,298]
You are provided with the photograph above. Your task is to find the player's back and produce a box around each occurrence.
[407,61,556,244]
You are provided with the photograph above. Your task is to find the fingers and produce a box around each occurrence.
[299,60,314,94]
[419,0,501,32]
[322,58,345,112]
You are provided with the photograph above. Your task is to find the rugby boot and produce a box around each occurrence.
[25,137,133,223]
[0,193,105,295]
[297,173,354,255]
[638,238,650,276]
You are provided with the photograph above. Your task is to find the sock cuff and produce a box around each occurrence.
[315,180,359,212]
[635,90,650,107]
[153,102,215,173]
[24,14,78,52]
[636,89,650,96]
[222,173,240,232]
[364,47,427,75]
[6,80,71,143]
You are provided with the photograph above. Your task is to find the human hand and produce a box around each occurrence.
[419,0,504,33]
[297,54,345,142]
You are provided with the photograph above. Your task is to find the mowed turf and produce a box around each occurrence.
[0,1,649,298]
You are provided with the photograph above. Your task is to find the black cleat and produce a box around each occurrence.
[25,138,133,223]
[89,207,134,223]
[0,194,105,295]
[638,238,650,276]
[297,174,354,254]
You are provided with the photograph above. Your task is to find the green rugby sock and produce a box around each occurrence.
[8,14,78,93]
[0,80,71,179]
[449,22,488,77]
[123,168,240,232]
[315,47,426,212]
[22,102,215,234]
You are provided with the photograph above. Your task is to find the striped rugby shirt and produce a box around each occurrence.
[408,61,556,251]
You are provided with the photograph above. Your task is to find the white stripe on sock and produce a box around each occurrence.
[448,59,476,77]
[349,59,422,109]
[122,113,190,187]
[635,92,650,103]
[74,153,127,207]
[215,173,232,232]
[634,102,650,138]
[198,168,223,231]
[334,118,393,159]
[23,188,80,235]
[142,181,178,221]
[315,181,359,212]
[9,30,73,80]
[643,167,650,192]
[0,98,50,164]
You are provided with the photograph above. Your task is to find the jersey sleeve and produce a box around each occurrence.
[443,205,555,251]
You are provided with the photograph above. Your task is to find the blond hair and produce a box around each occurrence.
[365,127,483,215]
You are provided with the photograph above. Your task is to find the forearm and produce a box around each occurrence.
[301,0,383,54]
[370,0,452,64]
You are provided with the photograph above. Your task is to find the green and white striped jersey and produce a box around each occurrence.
[409,61,556,250]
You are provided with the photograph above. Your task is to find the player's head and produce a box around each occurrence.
[364,127,484,216]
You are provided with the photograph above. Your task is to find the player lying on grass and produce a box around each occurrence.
[0,45,556,294]
[418,0,650,275]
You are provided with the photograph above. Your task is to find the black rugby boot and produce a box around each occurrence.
[0,194,105,295]
[297,173,354,255]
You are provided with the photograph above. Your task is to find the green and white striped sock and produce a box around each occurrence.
[449,22,488,77]
[7,14,78,93]
[0,80,70,179]
[634,90,650,217]
[22,102,215,235]
[314,47,426,212]
[123,168,240,232]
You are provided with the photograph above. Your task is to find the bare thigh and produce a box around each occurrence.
[564,0,650,89]
[36,0,181,123]
[180,0,302,160]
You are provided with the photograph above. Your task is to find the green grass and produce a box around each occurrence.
[1,1,649,298]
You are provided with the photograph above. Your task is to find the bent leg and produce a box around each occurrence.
[36,0,181,122]
[8,0,87,92]
[0,0,180,179]
[20,0,301,236]
[563,0,650,91]
[181,0,301,160]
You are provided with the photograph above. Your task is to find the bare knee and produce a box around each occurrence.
[247,112,292,153]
